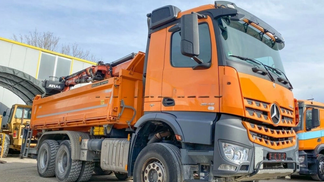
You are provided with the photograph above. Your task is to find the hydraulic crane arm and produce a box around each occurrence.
[60,62,110,90]
[42,52,139,96]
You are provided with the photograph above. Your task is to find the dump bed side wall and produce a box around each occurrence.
[31,70,143,130]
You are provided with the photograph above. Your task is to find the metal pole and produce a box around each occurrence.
[20,127,28,159]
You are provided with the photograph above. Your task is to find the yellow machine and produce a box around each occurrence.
[0,104,33,157]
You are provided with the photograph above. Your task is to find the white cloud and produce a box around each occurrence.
[1,0,324,102]
[285,60,324,102]
[238,1,289,20]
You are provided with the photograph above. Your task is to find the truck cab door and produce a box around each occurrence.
[304,107,322,146]
[144,27,168,112]
[161,16,220,113]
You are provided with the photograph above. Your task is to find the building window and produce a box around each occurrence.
[38,53,55,80]
[55,57,71,78]
[171,23,212,67]
[38,53,71,80]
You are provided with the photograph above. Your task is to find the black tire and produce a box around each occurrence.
[311,154,324,181]
[94,166,112,175]
[37,140,59,177]
[0,134,10,158]
[55,140,82,182]
[115,172,130,180]
[133,143,182,182]
[77,161,94,182]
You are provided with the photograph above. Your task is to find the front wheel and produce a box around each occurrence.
[0,134,10,157]
[311,154,324,181]
[133,143,182,182]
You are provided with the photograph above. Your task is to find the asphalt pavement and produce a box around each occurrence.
[0,157,314,182]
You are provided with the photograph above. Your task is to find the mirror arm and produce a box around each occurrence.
[169,24,181,32]
[191,56,203,64]
[312,108,320,128]
[194,12,207,19]
[192,63,211,70]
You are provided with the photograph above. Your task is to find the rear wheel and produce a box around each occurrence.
[115,172,129,180]
[77,161,94,182]
[0,134,10,158]
[37,140,59,177]
[94,164,112,175]
[133,143,182,182]
[55,140,82,182]
[311,154,324,181]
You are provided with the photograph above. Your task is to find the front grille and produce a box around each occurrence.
[243,98,296,149]
[242,121,296,149]
[244,98,295,127]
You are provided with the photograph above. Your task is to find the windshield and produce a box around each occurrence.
[294,106,304,132]
[218,18,285,73]
[15,107,31,119]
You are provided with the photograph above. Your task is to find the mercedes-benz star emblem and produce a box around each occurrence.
[270,104,280,124]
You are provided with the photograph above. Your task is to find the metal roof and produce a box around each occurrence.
[0,66,45,105]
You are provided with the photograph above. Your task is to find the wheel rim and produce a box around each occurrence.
[143,159,166,182]
[57,150,68,174]
[39,148,48,169]
[319,157,324,176]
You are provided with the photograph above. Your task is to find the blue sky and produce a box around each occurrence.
[1,0,324,102]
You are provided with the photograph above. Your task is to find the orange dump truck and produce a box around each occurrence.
[296,100,324,180]
[27,1,299,182]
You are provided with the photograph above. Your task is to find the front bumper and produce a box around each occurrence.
[212,114,298,180]
[236,163,294,181]
[298,150,316,175]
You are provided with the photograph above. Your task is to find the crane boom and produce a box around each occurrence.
[42,53,136,96]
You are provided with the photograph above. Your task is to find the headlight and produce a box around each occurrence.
[299,156,305,163]
[222,142,249,164]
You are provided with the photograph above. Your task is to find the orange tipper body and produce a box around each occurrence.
[296,100,324,177]
[28,2,299,181]
[31,52,145,131]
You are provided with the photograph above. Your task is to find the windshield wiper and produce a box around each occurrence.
[229,55,293,90]
[229,55,275,82]
[263,65,293,89]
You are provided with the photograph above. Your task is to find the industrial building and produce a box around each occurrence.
[0,37,96,113]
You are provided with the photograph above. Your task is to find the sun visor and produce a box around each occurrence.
[215,1,284,47]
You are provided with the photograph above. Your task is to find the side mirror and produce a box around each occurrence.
[312,108,320,128]
[181,13,199,57]
[2,111,6,117]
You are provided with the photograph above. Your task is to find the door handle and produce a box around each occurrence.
[162,97,175,107]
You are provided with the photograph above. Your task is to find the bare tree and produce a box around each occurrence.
[61,43,89,59]
[13,30,101,62]
[61,44,101,62]
[13,29,59,51]
[88,54,101,63]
